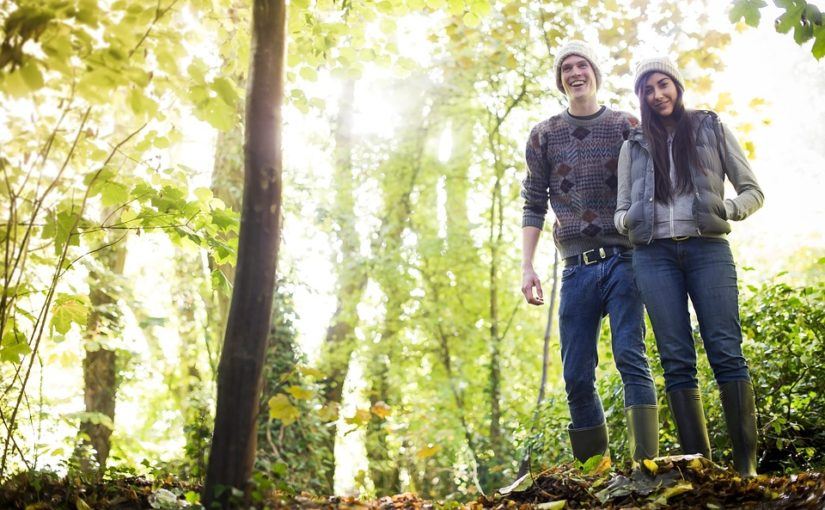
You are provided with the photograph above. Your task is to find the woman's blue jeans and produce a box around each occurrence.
[559,251,657,429]
[632,237,751,393]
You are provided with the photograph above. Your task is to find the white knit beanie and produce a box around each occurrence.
[554,40,602,93]
[633,57,684,93]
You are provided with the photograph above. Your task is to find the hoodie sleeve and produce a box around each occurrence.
[719,122,764,221]
[614,141,632,234]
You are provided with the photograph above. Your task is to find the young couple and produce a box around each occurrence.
[521,41,764,476]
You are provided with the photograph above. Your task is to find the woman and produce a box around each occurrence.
[614,57,764,476]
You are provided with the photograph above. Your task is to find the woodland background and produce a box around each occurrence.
[0,0,823,506]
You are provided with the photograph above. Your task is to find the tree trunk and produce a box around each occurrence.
[208,98,245,356]
[319,80,427,485]
[517,249,560,477]
[365,290,403,495]
[75,232,127,475]
[203,0,286,506]
[317,80,365,487]
[487,150,505,469]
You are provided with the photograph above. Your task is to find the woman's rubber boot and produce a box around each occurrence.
[667,388,712,459]
[568,422,609,464]
[719,380,758,477]
[626,405,659,462]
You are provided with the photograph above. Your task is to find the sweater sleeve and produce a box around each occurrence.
[720,122,764,221]
[614,141,631,234]
[522,126,552,229]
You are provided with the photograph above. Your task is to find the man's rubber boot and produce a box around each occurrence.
[719,380,758,477]
[667,388,712,459]
[626,405,659,462]
[568,422,609,463]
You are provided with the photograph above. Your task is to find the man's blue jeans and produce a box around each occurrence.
[632,237,751,393]
[559,251,657,429]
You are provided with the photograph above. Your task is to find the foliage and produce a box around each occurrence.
[256,284,334,496]
[729,0,825,59]
[740,273,825,472]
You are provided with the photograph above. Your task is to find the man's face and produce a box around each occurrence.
[560,55,597,100]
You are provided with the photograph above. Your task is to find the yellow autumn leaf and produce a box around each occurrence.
[297,365,324,379]
[370,401,391,419]
[318,403,339,422]
[749,97,767,109]
[593,454,611,474]
[715,92,733,113]
[416,444,441,459]
[687,457,704,471]
[344,408,372,426]
[268,394,300,425]
[692,75,713,94]
[285,385,313,400]
[643,458,659,474]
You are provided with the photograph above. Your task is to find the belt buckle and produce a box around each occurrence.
[582,247,606,265]
[672,236,690,241]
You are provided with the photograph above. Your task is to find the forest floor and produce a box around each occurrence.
[0,456,823,509]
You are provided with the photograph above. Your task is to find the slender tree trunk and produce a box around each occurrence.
[365,289,403,495]
[208,98,245,358]
[173,250,212,481]
[365,350,398,495]
[203,0,286,505]
[320,81,428,485]
[487,134,506,469]
[75,229,127,475]
[517,250,560,477]
[318,81,360,389]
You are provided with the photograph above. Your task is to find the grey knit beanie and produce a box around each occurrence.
[554,40,602,93]
[633,57,684,93]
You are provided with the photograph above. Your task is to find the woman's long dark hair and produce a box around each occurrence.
[636,72,700,203]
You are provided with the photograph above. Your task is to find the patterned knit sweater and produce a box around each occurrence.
[522,107,638,258]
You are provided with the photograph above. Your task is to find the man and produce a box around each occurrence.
[521,41,658,464]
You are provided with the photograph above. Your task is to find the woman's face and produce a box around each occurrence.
[643,72,678,118]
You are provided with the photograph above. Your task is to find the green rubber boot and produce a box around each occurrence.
[626,405,659,462]
[667,388,712,459]
[568,422,609,464]
[720,380,758,477]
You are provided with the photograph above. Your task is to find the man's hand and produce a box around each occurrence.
[521,268,544,305]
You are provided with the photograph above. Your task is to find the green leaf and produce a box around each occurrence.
[50,294,90,335]
[813,25,825,59]
[268,394,300,425]
[299,66,318,81]
[1,69,31,98]
[211,76,239,107]
[101,182,130,207]
[0,329,31,363]
[775,1,805,33]
[729,0,767,26]
[794,23,814,43]
[20,62,45,90]
[194,187,213,203]
[211,208,239,231]
[462,12,481,28]
[128,88,158,117]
